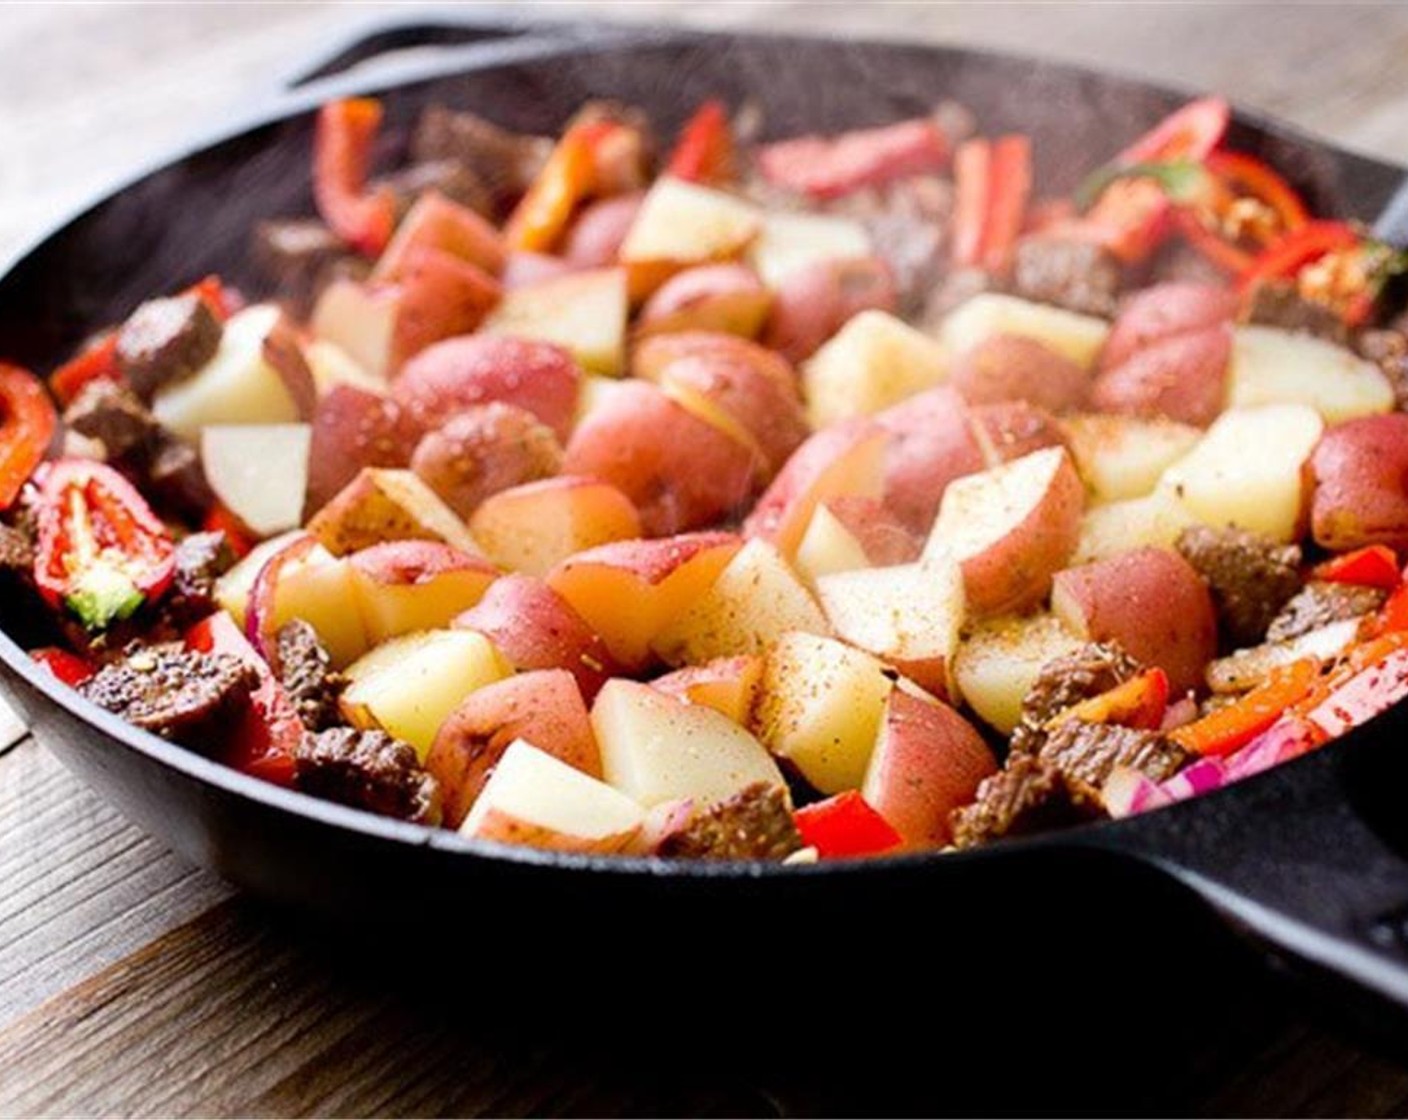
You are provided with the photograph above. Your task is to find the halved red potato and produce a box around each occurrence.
[743,418,889,557]
[651,654,764,726]
[304,384,425,516]
[388,248,503,372]
[629,329,798,390]
[561,379,761,537]
[1062,413,1202,503]
[1051,546,1217,694]
[426,669,600,828]
[453,574,619,701]
[392,334,582,441]
[823,496,922,566]
[546,532,742,671]
[636,263,773,339]
[373,190,506,282]
[922,446,1084,615]
[562,191,646,268]
[306,467,481,557]
[875,385,986,537]
[802,309,948,428]
[481,267,628,377]
[347,540,498,644]
[967,400,1070,467]
[1089,324,1232,427]
[1310,413,1408,552]
[950,333,1088,413]
[763,256,898,364]
[501,251,577,289]
[619,177,763,298]
[1099,282,1237,373]
[469,475,642,576]
[861,687,997,849]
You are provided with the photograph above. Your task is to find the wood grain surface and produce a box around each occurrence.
[3,3,1408,1116]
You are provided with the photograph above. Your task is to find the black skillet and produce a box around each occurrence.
[5,13,1408,1064]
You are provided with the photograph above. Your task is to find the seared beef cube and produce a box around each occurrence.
[252,219,368,315]
[950,754,1103,849]
[1266,581,1386,643]
[116,294,222,401]
[376,159,493,220]
[1175,525,1303,648]
[412,105,552,211]
[146,436,214,520]
[276,620,344,732]
[921,266,999,328]
[1012,236,1122,318]
[657,783,803,861]
[162,531,236,629]
[0,521,33,574]
[64,381,161,459]
[827,175,953,316]
[1009,642,1142,754]
[1246,280,1350,345]
[1358,328,1408,412]
[1037,719,1191,790]
[295,727,442,826]
[82,644,258,746]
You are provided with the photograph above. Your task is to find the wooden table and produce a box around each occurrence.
[4,4,1408,1114]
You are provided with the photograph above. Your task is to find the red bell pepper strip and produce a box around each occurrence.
[504,118,612,253]
[1171,659,1319,757]
[1049,668,1170,732]
[1311,545,1402,590]
[755,118,949,201]
[1172,151,1310,274]
[33,459,176,630]
[29,646,96,688]
[1237,220,1360,295]
[186,611,302,787]
[313,98,397,258]
[49,334,121,407]
[202,502,257,559]
[952,135,1032,275]
[0,362,56,510]
[666,99,736,186]
[794,791,902,859]
[186,274,235,320]
[1116,96,1230,165]
[1379,578,1408,635]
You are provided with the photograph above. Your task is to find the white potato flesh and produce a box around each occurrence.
[938,293,1109,369]
[952,613,1084,734]
[803,309,949,428]
[483,268,628,376]
[1229,325,1393,423]
[1072,490,1201,564]
[794,503,871,585]
[923,446,1068,563]
[1062,413,1202,504]
[747,210,871,289]
[310,280,399,381]
[620,177,762,265]
[201,423,311,535]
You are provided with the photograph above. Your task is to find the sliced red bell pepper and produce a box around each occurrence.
[1379,578,1408,635]
[0,362,56,510]
[755,118,949,201]
[666,99,736,187]
[504,118,613,253]
[1116,96,1230,165]
[1237,220,1360,295]
[1171,659,1319,757]
[1049,668,1170,731]
[313,98,397,258]
[202,502,257,559]
[49,334,121,407]
[793,790,902,859]
[1311,545,1402,590]
[951,135,1032,275]
[186,611,302,787]
[1172,151,1310,274]
[1078,176,1176,263]
[29,646,96,688]
[186,274,235,321]
[33,459,175,630]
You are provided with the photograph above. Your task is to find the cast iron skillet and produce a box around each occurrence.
[5,12,1408,1048]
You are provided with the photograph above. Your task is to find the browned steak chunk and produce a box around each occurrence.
[116,294,222,400]
[252,218,369,315]
[1037,719,1190,790]
[1012,235,1123,318]
[1175,525,1303,648]
[1009,642,1141,754]
[145,436,215,521]
[160,531,237,630]
[950,754,1104,849]
[376,159,493,220]
[1266,581,1386,643]
[826,175,953,316]
[1358,328,1408,412]
[295,727,442,826]
[0,521,33,575]
[412,105,552,212]
[657,783,803,861]
[81,644,257,746]
[1246,280,1350,345]
[64,381,161,459]
[276,620,344,732]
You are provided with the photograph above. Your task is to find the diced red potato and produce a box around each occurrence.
[755,118,949,200]
[304,384,424,515]
[561,379,761,537]
[469,476,643,576]
[949,333,1089,413]
[630,329,799,391]
[923,446,1084,615]
[651,654,763,726]
[825,496,922,566]
[1099,282,1237,373]
[1051,546,1218,695]
[1310,413,1408,553]
[347,540,498,644]
[452,574,620,701]
[388,247,503,371]
[261,315,318,420]
[763,256,898,364]
[562,191,647,268]
[501,251,577,289]
[967,400,1070,468]
[425,669,600,829]
[391,334,581,441]
[1089,324,1232,427]
[372,190,506,282]
[875,385,986,537]
[408,402,563,520]
[636,263,773,339]
[861,688,997,849]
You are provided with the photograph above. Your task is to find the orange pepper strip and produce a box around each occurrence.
[1171,659,1319,757]
[1310,545,1402,590]
[1046,668,1170,731]
[503,120,610,253]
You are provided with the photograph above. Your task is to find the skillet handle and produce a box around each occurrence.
[1373,174,1408,245]
[1090,707,1408,1029]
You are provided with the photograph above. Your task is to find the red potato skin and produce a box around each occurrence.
[389,247,503,372]
[453,574,620,701]
[304,384,425,516]
[392,334,582,441]
[1100,282,1238,373]
[637,263,774,340]
[562,379,760,536]
[1089,324,1232,427]
[501,251,577,289]
[552,531,740,587]
[425,670,601,829]
[875,385,985,537]
[1310,414,1408,553]
[950,333,1089,413]
[967,400,1071,468]
[824,496,922,565]
[763,256,898,364]
[349,539,491,582]
[862,689,997,849]
[409,402,563,520]
[631,330,800,392]
[562,191,646,268]
[1051,546,1218,695]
